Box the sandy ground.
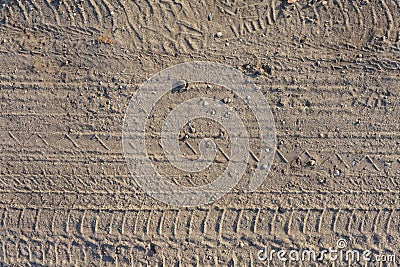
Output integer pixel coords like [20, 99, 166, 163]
[0, 0, 400, 266]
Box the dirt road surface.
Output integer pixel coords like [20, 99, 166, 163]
[0, 0, 400, 266]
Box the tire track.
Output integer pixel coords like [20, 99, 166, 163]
[73, 0, 88, 26]
[61, 0, 76, 26]
[349, 0, 367, 43]
[114, 0, 142, 48]
[0, 207, 399, 265]
[27, 0, 43, 24]
[99, 0, 115, 30]
[369, 0, 381, 43]
[1, 1, 400, 265]
[43, 0, 61, 25]
[380, 0, 395, 41]
[15, 0, 29, 22]
[334, 0, 350, 31]
[1, 0, 399, 55]
[87, 0, 103, 27]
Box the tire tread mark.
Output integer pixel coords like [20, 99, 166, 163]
[270, 0, 277, 23]
[359, 210, 366, 233]
[187, 210, 194, 240]
[1, 240, 5, 263]
[394, 0, 400, 44]
[310, 3, 321, 28]
[15, 0, 29, 22]
[116, 0, 143, 46]
[252, 208, 260, 234]
[33, 208, 40, 232]
[158, 210, 165, 236]
[121, 210, 127, 236]
[270, 208, 278, 235]
[373, 209, 381, 233]
[65, 209, 71, 235]
[61, 0, 76, 26]
[17, 208, 24, 234]
[347, 209, 355, 232]
[73, 0, 88, 25]
[217, 208, 226, 244]
[202, 209, 210, 235]
[385, 209, 393, 234]
[257, 17, 266, 31]
[87, 0, 103, 27]
[332, 209, 340, 232]
[80, 210, 86, 238]
[334, 0, 350, 31]
[235, 209, 243, 233]
[132, 208, 141, 236]
[145, 209, 152, 236]
[28, 0, 44, 24]
[380, 0, 394, 40]
[43, 0, 60, 25]
[0, 207, 399, 264]
[369, 0, 379, 42]
[173, 209, 180, 240]
[100, 0, 115, 29]
[265, 4, 272, 26]
[317, 208, 327, 233]
[109, 211, 115, 235]
[286, 210, 294, 236]
[350, 0, 367, 42]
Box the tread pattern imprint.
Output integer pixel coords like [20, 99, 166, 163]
[0, 0, 400, 265]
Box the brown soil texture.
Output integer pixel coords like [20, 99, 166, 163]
[0, 0, 400, 266]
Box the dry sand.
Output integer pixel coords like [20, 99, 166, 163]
[0, 0, 400, 265]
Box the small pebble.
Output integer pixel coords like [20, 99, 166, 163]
[222, 97, 232, 104]
[188, 122, 196, 133]
[260, 164, 268, 170]
[171, 80, 187, 93]
[278, 207, 286, 213]
[216, 32, 223, 38]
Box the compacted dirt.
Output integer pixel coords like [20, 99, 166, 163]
[0, 0, 400, 266]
